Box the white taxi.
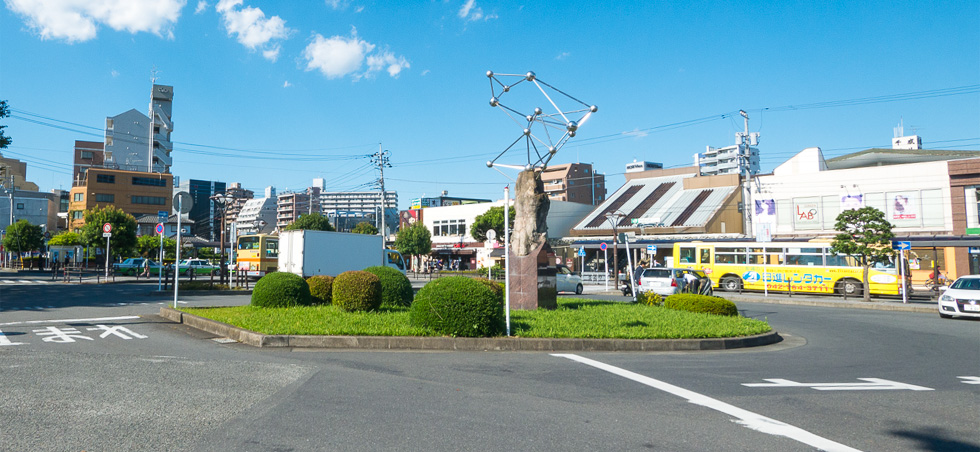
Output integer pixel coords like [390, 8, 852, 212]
[938, 275, 980, 319]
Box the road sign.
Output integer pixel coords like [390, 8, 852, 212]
[102, 223, 112, 233]
[577, 247, 586, 257]
[599, 242, 607, 251]
[486, 229, 496, 242]
[892, 241, 912, 250]
[647, 245, 657, 254]
[102, 232, 111, 238]
[156, 223, 164, 234]
[158, 210, 168, 223]
[555, 257, 562, 265]
[173, 191, 193, 214]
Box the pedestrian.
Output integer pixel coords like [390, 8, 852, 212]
[682, 271, 699, 293]
[141, 258, 150, 277]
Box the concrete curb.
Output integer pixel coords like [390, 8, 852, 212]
[722, 294, 938, 314]
[159, 306, 782, 351]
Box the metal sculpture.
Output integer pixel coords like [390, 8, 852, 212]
[486, 71, 596, 170]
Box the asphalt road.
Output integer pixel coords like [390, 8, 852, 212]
[0, 280, 977, 451]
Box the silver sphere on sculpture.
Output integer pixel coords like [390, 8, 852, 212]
[523, 128, 531, 136]
[525, 164, 533, 171]
[486, 161, 493, 167]
[486, 70, 493, 77]
[590, 105, 598, 113]
[566, 120, 578, 132]
[503, 85, 510, 92]
[490, 97, 499, 107]
[526, 115, 534, 122]
[534, 107, 543, 115]
[569, 131, 576, 137]
[525, 71, 536, 81]
[549, 146, 557, 154]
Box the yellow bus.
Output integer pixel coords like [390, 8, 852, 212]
[672, 241, 908, 296]
[236, 234, 279, 278]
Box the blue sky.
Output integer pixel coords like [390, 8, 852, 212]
[2, 0, 978, 209]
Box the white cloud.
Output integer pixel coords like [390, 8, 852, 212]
[622, 128, 649, 138]
[216, 0, 291, 60]
[458, 0, 495, 22]
[302, 28, 408, 80]
[325, 0, 346, 9]
[421, 69, 430, 76]
[5, 0, 185, 42]
[111, 69, 120, 77]
[555, 51, 570, 60]
[283, 80, 291, 88]
[195, 1, 208, 14]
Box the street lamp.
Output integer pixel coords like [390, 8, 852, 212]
[210, 193, 231, 285]
[604, 210, 626, 290]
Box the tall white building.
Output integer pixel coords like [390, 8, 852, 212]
[695, 142, 760, 176]
[104, 84, 174, 173]
[319, 190, 398, 233]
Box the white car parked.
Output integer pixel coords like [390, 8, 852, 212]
[938, 275, 980, 319]
[556, 264, 584, 295]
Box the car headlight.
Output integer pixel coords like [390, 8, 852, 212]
[940, 294, 954, 302]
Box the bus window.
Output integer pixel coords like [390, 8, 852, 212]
[699, 248, 711, 265]
[238, 236, 259, 250]
[716, 247, 747, 264]
[826, 254, 857, 267]
[678, 247, 696, 264]
[266, 239, 279, 258]
[387, 251, 405, 270]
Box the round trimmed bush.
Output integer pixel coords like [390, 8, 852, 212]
[663, 293, 738, 316]
[332, 270, 382, 312]
[306, 275, 334, 305]
[363, 266, 413, 307]
[410, 276, 504, 337]
[251, 272, 312, 307]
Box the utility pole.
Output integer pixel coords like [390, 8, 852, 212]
[372, 146, 391, 264]
[738, 110, 759, 239]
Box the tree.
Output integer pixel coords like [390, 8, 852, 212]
[80, 205, 138, 260]
[284, 213, 335, 232]
[48, 231, 82, 247]
[3, 220, 43, 255]
[352, 221, 378, 235]
[393, 221, 431, 271]
[831, 206, 895, 302]
[470, 205, 516, 242]
[0, 100, 11, 150]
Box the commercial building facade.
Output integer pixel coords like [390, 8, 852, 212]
[68, 168, 173, 231]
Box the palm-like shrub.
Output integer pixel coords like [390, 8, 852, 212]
[251, 272, 311, 307]
[306, 275, 334, 305]
[410, 276, 504, 337]
[332, 271, 382, 312]
[363, 266, 413, 307]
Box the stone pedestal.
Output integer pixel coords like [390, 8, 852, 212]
[507, 242, 557, 310]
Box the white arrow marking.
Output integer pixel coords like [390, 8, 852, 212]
[0, 315, 140, 327]
[957, 376, 980, 385]
[743, 378, 933, 391]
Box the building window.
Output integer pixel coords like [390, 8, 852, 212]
[106, 118, 114, 129]
[80, 151, 94, 160]
[71, 211, 84, 220]
[73, 193, 83, 202]
[132, 196, 166, 205]
[96, 174, 115, 184]
[132, 177, 166, 187]
[105, 137, 113, 146]
[95, 194, 115, 203]
[16, 203, 24, 210]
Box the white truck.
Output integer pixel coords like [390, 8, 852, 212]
[278, 229, 407, 277]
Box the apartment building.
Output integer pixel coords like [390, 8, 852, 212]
[68, 168, 173, 231]
[541, 162, 606, 205]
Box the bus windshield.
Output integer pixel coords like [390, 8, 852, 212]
[238, 236, 260, 250]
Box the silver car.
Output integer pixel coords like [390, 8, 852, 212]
[556, 264, 584, 295]
[637, 267, 680, 296]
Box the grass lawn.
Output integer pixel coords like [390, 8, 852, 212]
[182, 297, 771, 339]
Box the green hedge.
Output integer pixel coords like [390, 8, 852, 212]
[306, 275, 334, 305]
[637, 291, 663, 307]
[251, 272, 312, 307]
[363, 266, 413, 307]
[332, 271, 382, 312]
[410, 276, 504, 337]
[663, 293, 738, 316]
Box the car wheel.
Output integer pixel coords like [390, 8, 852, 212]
[837, 278, 862, 296]
[721, 276, 741, 292]
[575, 284, 583, 295]
[939, 312, 954, 319]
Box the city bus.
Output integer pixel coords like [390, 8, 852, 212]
[672, 241, 909, 296]
[236, 234, 279, 278]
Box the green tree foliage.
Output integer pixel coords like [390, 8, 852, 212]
[3, 220, 43, 254]
[284, 212, 335, 232]
[470, 205, 515, 242]
[0, 100, 11, 149]
[80, 205, 138, 259]
[831, 206, 895, 302]
[47, 231, 82, 247]
[393, 222, 431, 270]
[351, 221, 379, 235]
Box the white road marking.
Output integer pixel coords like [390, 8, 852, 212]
[743, 378, 933, 391]
[0, 315, 141, 327]
[0, 329, 27, 346]
[957, 376, 980, 385]
[552, 353, 862, 452]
